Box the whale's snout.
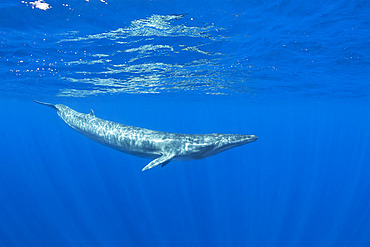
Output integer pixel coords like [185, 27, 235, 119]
[213, 134, 258, 155]
[228, 134, 258, 144]
[240, 134, 257, 144]
[250, 135, 258, 142]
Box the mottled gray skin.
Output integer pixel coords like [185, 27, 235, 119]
[35, 101, 258, 171]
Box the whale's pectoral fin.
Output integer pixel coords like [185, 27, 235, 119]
[142, 153, 175, 171]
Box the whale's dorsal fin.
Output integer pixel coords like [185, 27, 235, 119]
[90, 109, 95, 117]
[142, 153, 175, 171]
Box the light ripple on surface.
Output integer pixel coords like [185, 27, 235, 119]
[55, 14, 233, 97]
[3, 5, 366, 99]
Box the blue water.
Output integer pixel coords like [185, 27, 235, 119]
[1, 0, 370, 246]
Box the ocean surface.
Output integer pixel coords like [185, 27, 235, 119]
[1, 0, 370, 246]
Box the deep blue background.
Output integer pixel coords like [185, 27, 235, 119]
[1, 0, 370, 246]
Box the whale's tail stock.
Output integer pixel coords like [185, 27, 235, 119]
[34, 100, 58, 111]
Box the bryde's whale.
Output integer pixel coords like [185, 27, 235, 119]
[35, 100, 258, 171]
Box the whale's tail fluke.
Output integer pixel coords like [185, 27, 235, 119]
[34, 100, 58, 111]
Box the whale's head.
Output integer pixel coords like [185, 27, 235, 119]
[215, 134, 258, 153]
[186, 134, 257, 159]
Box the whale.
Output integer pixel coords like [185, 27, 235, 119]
[34, 100, 258, 171]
